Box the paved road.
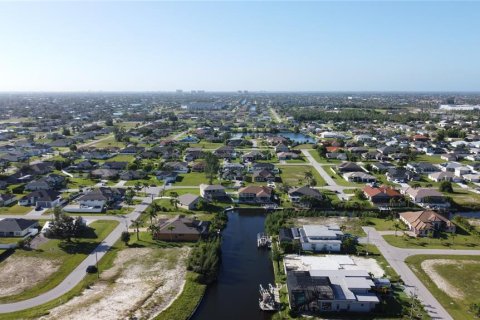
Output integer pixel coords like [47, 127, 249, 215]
[0, 196, 154, 313]
[301, 149, 351, 200]
[269, 107, 282, 123]
[363, 227, 480, 320]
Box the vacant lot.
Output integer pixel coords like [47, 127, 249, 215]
[383, 229, 480, 250]
[406, 255, 480, 320]
[0, 220, 118, 303]
[43, 246, 190, 320]
[278, 165, 326, 186]
[0, 256, 61, 298]
[294, 216, 366, 237]
[0, 205, 30, 215]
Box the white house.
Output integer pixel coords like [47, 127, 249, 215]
[299, 225, 343, 252]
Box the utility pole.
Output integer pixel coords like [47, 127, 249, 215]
[95, 249, 99, 279]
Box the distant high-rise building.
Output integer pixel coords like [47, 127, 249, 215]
[446, 96, 455, 105]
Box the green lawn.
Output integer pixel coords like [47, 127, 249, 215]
[383, 226, 480, 249]
[292, 144, 314, 150]
[107, 154, 136, 162]
[174, 172, 218, 186]
[0, 220, 119, 303]
[123, 176, 160, 187]
[0, 237, 22, 245]
[365, 218, 408, 231]
[415, 154, 446, 164]
[93, 136, 125, 148]
[448, 188, 480, 210]
[0, 204, 30, 215]
[278, 165, 326, 187]
[325, 166, 365, 187]
[164, 188, 200, 196]
[67, 176, 98, 189]
[406, 255, 480, 320]
[189, 141, 225, 149]
[307, 150, 341, 164]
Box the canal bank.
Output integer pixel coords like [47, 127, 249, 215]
[191, 209, 275, 320]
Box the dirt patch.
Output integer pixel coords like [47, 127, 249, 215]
[43, 246, 190, 320]
[0, 256, 60, 297]
[421, 259, 480, 299]
[350, 256, 385, 278]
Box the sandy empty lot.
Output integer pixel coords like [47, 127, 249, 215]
[421, 259, 480, 299]
[43, 246, 190, 320]
[0, 256, 60, 298]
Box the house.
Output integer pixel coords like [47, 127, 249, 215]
[403, 187, 450, 209]
[406, 162, 439, 174]
[386, 168, 418, 183]
[428, 171, 462, 183]
[90, 169, 119, 180]
[184, 148, 204, 162]
[275, 143, 290, 153]
[214, 146, 236, 159]
[241, 150, 265, 162]
[154, 171, 178, 183]
[343, 172, 376, 183]
[277, 152, 299, 161]
[336, 162, 363, 173]
[399, 210, 456, 236]
[286, 268, 379, 313]
[164, 161, 189, 174]
[288, 186, 324, 203]
[19, 190, 61, 208]
[191, 162, 206, 172]
[119, 170, 147, 181]
[67, 187, 125, 212]
[0, 218, 39, 237]
[238, 186, 273, 203]
[298, 225, 343, 252]
[153, 215, 210, 241]
[178, 194, 201, 210]
[0, 194, 16, 207]
[454, 166, 471, 177]
[253, 169, 276, 182]
[179, 135, 200, 143]
[200, 184, 228, 201]
[362, 186, 403, 205]
[25, 174, 66, 191]
[463, 174, 480, 183]
[102, 161, 129, 170]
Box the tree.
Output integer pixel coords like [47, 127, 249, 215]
[304, 170, 314, 185]
[125, 188, 135, 205]
[148, 224, 160, 237]
[105, 118, 114, 126]
[170, 192, 179, 210]
[46, 207, 85, 241]
[317, 144, 327, 158]
[393, 222, 401, 236]
[131, 220, 142, 240]
[271, 243, 282, 270]
[62, 127, 71, 136]
[204, 152, 220, 184]
[146, 206, 158, 226]
[121, 231, 131, 246]
[69, 144, 77, 152]
[439, 181, 453, 193]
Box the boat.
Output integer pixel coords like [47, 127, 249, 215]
[257, 232, 272, 248]
[259, 284, 280, 311]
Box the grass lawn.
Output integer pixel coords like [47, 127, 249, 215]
[416, 154, 446, 164]
[448, 188, 480, 210]
[93, 136, 125, 148]
[174, 172, 217, 186]
[0, 204, 30, 215]
[189, 141, 225, 149]
[325, 166, 365, 187]
[107, 154, 136, 162]
[123, 176, 160, 187]
[307, 150, 341, 164]
[0, 220, 119, 304]
[164, 188, 200, 196]
[0, 237, 21, 245]
[365, 218, 408, 231]
[292, 144, 314, 150]
[406, 255, 480, 320]
[285, 158, 306, 163]
[383, 224, 480, 249]
[67, 176, 98, 189]
[278, 165, 326, 187]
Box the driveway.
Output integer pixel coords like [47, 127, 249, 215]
[0, 196, 153, 313]
[363, 226, 480, 320]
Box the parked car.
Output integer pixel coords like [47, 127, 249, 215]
[86, 265, 98, 273]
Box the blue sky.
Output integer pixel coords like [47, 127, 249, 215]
[0, 1, 479, 92]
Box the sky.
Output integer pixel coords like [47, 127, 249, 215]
[0, 1, 479, 92]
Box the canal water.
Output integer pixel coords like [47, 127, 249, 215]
[192, 210, 274, 320]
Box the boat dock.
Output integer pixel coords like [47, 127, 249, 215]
[257, 232, 271, 248]
[259, 283, 280, 311]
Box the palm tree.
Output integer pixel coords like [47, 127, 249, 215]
[304, 171, 314, 184]
[170, 192, 179, 210]
[393, 222, 401, 236]
[147, 207, 158, 226]
[131, 220, 142, 240]
[148, 225, 160, 237]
